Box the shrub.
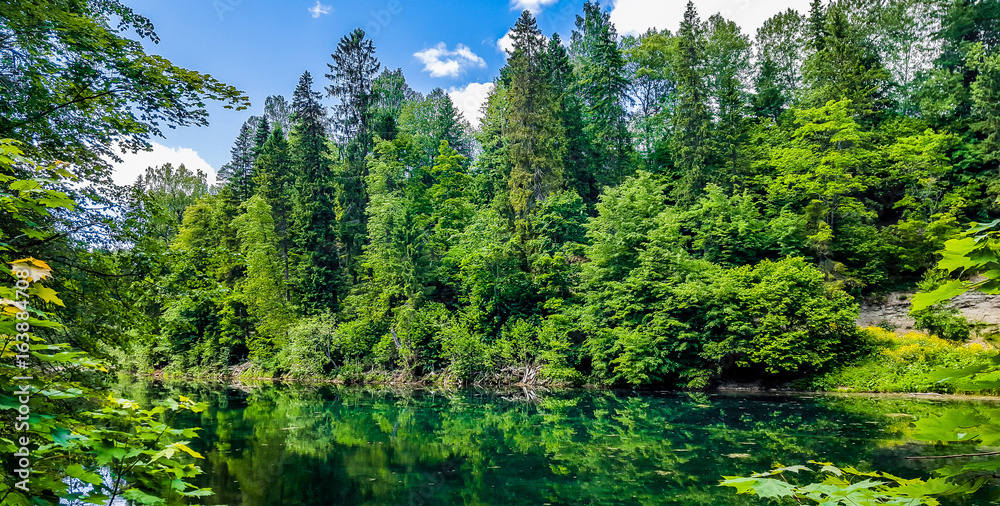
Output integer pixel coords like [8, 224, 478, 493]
[708, 257, 865, 375]
[812, 328, 996, 393]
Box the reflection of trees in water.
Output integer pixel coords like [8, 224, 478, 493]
[122, 381, 971, 505]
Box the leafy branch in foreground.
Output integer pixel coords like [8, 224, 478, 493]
[721, 461, 982, 505]
[0, 139, 213, 505]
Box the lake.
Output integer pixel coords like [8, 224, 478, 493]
[122, 380, 996, 505]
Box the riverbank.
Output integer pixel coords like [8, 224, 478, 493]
[136, 327, 1000, 395]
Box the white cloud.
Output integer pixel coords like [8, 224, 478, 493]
[414, 43, 487, 78]
[609, 0, 807, 38]
[497, 29, 515, 54]
[449, 82, 494, 128]
[109, 142, 217, 187]
[308, 1, 332, 18]
[511, 0, 558, 14]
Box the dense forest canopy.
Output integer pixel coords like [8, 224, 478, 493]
[5, 0, 1000, 389]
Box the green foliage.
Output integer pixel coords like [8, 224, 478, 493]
[721, 461, 963, 505]
[707, 257, 863, 375]
[811, 328, 995, 393]
[0, 144, 212, 504]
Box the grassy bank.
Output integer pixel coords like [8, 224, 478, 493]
[810, 327, 997, 394]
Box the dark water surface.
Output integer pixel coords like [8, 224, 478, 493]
[125, 381, 996, 505]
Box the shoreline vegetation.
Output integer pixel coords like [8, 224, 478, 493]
[131, 326, 999, 396]
[3, 0, 1000, 503]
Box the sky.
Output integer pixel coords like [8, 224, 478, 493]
[112, 0, 808, 186]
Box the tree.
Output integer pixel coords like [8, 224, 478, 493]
[233, 195, 289, 363]
[704, 14, 751, 175]
[505, 11, 566, 220]
[370, 67, 420, 141]
[134, 162, 209, 244]
[0, 0, 248, 184]
[264, 95, 294, 139]
[289, 71, 341, 312]
[252, 125, 293, 285]
[571, 1, 633, 188]
[802, 2, 894, 122]
[397, 88, 473, 164]
[326, 28, 382, 275]
[326, 27, 381, 157]
[752, 9, 806, 119]
[624, 29, 673, 168]
[671, 1, 713, 202]
[218, 117, 259, 202]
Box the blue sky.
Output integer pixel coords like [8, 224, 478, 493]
[112, 0, 807, 185]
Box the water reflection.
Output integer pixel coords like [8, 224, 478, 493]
[118, 381, 990, 505]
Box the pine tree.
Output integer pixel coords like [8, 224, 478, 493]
[289, 71, 341, 312]
[570, 1, 632, 189]
[545, 32, 596, 204]
[326, 27, 381, 158]
[671, 1, 713, 203]
[802, 3, 893, 122]
[807, 0, 827, 52]
[326, 28, 382, 278]
[253, 125, 293, 287]
[505, 11, 566, 220]
[252, 115, 270, 161]
[218, 118, 258, 202]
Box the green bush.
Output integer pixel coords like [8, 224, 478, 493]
[912, 305, 971, 342]
[279, 312, 337, 377]
[812, 328, 996, 393]
[707, 257, 865, 375]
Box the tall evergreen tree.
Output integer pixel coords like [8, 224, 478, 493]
[504, 11, 567, 220]
[671, 1, 713, 203]
[218, 117, 258, 202]
[570, 1, 632, 188]
[546, 32, 597, 203]
[253, 125, 293, 286]
[802, 3, 894, 121]
[289, 71, 341, 312]
[326, 28, 381, 279]
[326, 27, 381, 158]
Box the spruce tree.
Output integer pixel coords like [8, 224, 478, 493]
[671, 1, 713, 203]
[253, 125, 293, 286]
[326, 28, 381, 279]
[289, 71, 341, 312]
[570, 1, 632, 189]
[545, 32, 596, 204]
[504, 11, 566, 220]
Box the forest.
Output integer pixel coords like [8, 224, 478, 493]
[6, 0, 999, 388]
[2, 0, 1000, 504]
[95, 0, 1000, 388]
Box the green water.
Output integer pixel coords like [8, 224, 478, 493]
[127, 381, 995, 505]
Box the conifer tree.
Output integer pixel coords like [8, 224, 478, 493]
[253, 125, 293, 286]
[671, 1, 713, 203]
[218, 117, 258, 202]
[326, 28, 381, 278]
[546, 32, 596, 203]
[504, 11, 567, 225]
[289, 71, 341, 312]
[571, 1, 632, 188]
